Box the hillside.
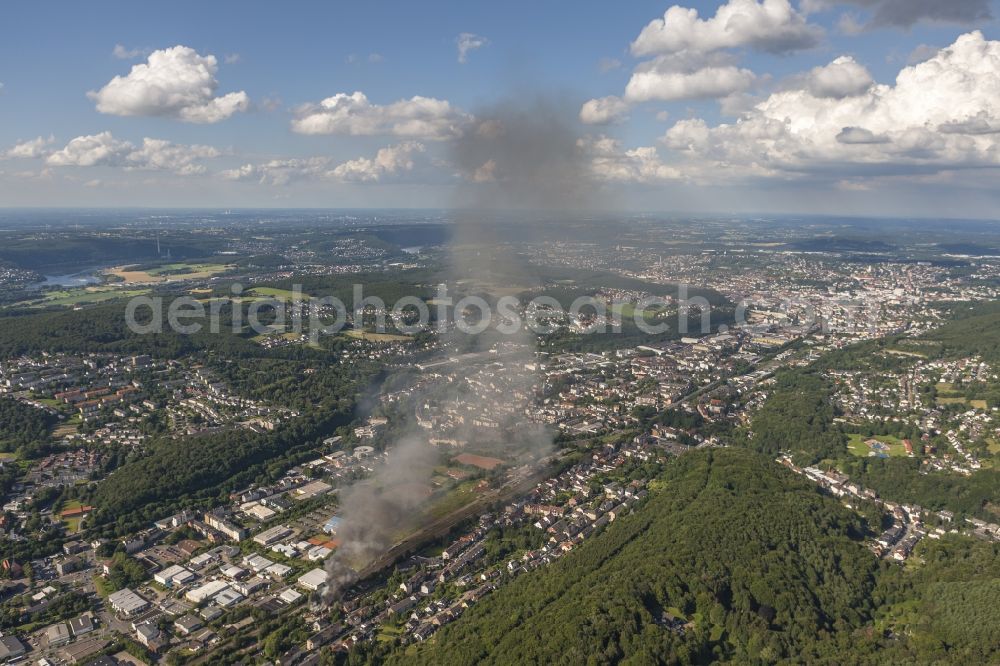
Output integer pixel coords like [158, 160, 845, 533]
[388, 449, 882, 665]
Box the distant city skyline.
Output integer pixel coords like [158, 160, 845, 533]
[2, 1, 1000, 217]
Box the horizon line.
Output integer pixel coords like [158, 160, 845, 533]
[0, 207, 998, 224]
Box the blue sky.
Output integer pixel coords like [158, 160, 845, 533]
[1, 0, 1000, 216]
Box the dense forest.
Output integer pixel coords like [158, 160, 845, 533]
[0, 397, 57, 455]
[871, 536, 1000, 664]
[380, 449, 881, 665]
[843, 457, 1000, 521]
[743, 304, 1000, 519]
[745, 369, 1000, 521]
[0, 301, 264, 359]
[0, 294, 390, 534]
[85, 351, 382, 534]
[353, 449, 1000, 665]
[0, 234, 218, 270]
[88, 405, 355, 534]
[922, 305, 1000, 365]
[747, 371, 846, 464]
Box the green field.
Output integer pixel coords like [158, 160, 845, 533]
[33, 397, 62, 409]
[427, 480, 482, 520]
[934, 383, 981, 407]
[885, 348, 928, 358]
[93, 574, 112, 599]
[936, 396, 985, 407]
[147, 262, 230, 276]
[3, 284, 151, 309]
[251, 330, 306, 342]
[107, 262, 232, 284]
[36, 287, 150, 308]
[377, 624, 405, 643]
[247, 287, 309, 301]
[609, 301, 670, 320]
[60, 499, 88, 533]
[847, 433, 911, 458]
[344, 329, 412, 342]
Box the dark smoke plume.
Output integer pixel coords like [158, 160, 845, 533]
[321, 94, 595, 604]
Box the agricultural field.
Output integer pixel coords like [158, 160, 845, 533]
[34, 286, 150, 308]
[934, 382, 988, 409]
[105, 262, 232, 284]
[52, 422, 79, 438]
[609, 300, 671, 320]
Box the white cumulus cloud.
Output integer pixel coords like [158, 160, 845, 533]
[329, 142, 425, 182]
[222, 143, 426, 186]
[45, 132, 219, 174]
[580, 135, 681, 183]
[291, 91, 468, 140]
[608, 0, 823, 109]
[125, 138, 220, 175]
[46, 132, 133, 167]
[4, 136, 55, 159]
[659, 32, 1000, 180]
[631, 0, 822, 56]
[806, 56, 874, 98]
[221, 157, 331, 186]
[579, 96, 630, 125]
[89, 46, 249, 123]
[625, 56, 756, 102]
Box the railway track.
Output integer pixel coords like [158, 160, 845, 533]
[354, 464, 555, 581]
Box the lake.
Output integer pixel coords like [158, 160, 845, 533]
[32, 270, 102, 289]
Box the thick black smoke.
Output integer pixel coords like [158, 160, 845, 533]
[321, 95, 596, 604]
[451, 95, 597, 215]
[322, 435, 433, 603]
